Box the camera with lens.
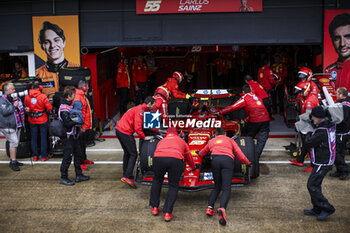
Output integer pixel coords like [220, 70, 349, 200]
[0, 90, 29, 102]
[10, 90, 29, 98]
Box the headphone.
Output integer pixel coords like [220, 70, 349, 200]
[32, 84, 43, 91]
[78, 80, 88, 92]
[32, 81, 43, 91]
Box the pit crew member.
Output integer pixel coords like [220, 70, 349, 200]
[244, 74, 272, 119]
[153, 71, 190, 120]
[73, 80, 93, 171]
[198, 127, 250, 226]
[132, 55, 151, 105]
[290, 81, 319, 168]
[271, 55, 288, 114]
[24, 81, 53, 161]
[116, 57, 132, 116]
[219, 84, 270, 158]
[257, 58, 278, 94]
[116, 96, 155, 188]
[149, 127, 196, 222]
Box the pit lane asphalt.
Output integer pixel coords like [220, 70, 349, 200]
[0, 138, 349, 233]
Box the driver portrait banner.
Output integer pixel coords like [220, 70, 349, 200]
[136, 0, 263, 14]
[323, 10, 350, 70]
[32, 15, 80, 95]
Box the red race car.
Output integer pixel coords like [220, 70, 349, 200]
[135, 89, 259, 191]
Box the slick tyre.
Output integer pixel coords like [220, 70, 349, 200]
[234, 136, 259, 178]
[140, 137, 160, 175]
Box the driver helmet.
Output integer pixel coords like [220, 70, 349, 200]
[172, 71, 184, 83]
[297, 67, 313, 82]
[295, 81, 311, 97]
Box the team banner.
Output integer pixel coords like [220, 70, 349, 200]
[323, 10, 350, 70]
[136, 0, 263, 14]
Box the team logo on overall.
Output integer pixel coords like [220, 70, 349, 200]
[31, 98, 37, 104]
[143, 111, 161, 129]
[331, 71, 337, 80]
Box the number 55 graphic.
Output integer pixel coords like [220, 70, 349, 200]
[144, 0, 162, 12]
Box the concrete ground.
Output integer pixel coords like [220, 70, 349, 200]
[0, 138, 349, 233]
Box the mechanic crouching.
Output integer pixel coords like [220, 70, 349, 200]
[198, 127, 250, 226]
[149, 127, 196, 222]
[303, 106, 336, 220]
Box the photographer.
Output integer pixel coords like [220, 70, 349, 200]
[303, 106, 336, 220]
[0, 82, 25, 171]
[59, 86, 89, 186]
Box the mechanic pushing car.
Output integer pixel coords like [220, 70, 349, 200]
[198, 127, 250, 226]
[303, 106, 336, 221]
[290, 68, 320, 171]
[149, 127, 196, 222]
[116, 96, 155, 188]
[152, 71, 191, 121]
[244, 74, 272, 119]
[219, 84, 270, 158]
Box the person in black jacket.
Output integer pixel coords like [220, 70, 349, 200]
[59, 86, 89, 186]
[303, 106, 336, 221]
[330, 87, 350, 180]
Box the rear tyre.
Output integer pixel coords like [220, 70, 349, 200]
[234, 136, 259, 178]
[140, 136, 161, 175]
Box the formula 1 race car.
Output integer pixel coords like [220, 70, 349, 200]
[135, 89, 259, 191]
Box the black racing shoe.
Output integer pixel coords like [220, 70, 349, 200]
[317, 210, 334, 221]
[60, 178, 75, 186]
[9, 161, 20, 171]
[304, 209, 318, 216]
[14, 160, 24, 166]
[339, 173, 348, 180]
[75, 175, 90, 183]
[329, 171, 341, 177]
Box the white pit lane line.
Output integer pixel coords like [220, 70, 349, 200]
[0, 161, 348, 165]
[0, 148, 285, 152]
[0, 148, 348, 165]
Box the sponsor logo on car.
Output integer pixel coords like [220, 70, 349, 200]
[189, 140, 207, 145]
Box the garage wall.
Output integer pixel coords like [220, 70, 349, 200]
[0, 0, 350, 51]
